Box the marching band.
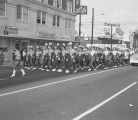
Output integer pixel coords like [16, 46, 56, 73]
[10, 42, 132, 77]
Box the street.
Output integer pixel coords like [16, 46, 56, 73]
[0, 65, 138, 120]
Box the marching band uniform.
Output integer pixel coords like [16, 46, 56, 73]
[22, 49, 27, 68]
[10, 49, 26, 77]
[104, 48, 110, 69]
[112, 48, 118, 67]
[10, 42, 131, 77]
[88, 47, 96, 71]
[43, 46, 49, 71]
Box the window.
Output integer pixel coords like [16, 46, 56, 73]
[53, 15, 56, 26]
[53, 15, 60, 27]
[42, 11, 46, 24]
[36, 0, 44, 3]
[67, 0, 73, 13]
[53, 0, 57, 7]
[65, 18, 72, 29]
[16, 4, 29, 21]
[17, 4, 22, 19]
[0, 0, 6, 16]
[23, 6, 29, 21]
[48, 0, 53, 5]
[62, 0, 66, 10]
[37, 10, 41, 24]
[37, 10, 46, 25]
[57, 0, 62, 8]
[57, 16, 60, 27]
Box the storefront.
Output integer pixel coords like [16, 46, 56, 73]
[0, 29, 77, 65]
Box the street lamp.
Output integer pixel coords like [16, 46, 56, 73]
[91, 8, 105, 46]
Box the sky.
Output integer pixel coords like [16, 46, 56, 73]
[75, 0, 138, 41]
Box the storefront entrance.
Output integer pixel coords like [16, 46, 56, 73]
[15, 40, 28, 50]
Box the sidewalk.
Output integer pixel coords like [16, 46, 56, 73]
[0, 65, 13, 71]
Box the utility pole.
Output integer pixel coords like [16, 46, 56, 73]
[79, 13, 81, 45]
[91, 8, 94, 45]
[111, 24, 113, 51]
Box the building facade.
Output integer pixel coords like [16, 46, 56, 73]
[0, 0, 76, 65]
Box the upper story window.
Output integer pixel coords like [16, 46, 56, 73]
[62, 0, 66, 10]
[0, 0, 6, 16]
[65, 18, 72, 29]
[37, 10, 46, 25]
[48, 0, 62, 9]
[48, 0, 53, 5]
[57, 0, 62, 8]
[36, 0, 44, 3]
[53, 0, 57, 7]
[53, 15, 60, 27]
[16, 4, 29, 21]
[67, 0, 73, 13]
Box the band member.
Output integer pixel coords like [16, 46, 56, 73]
[65, 43, 71, 73]
[88, 46, 96, 71]
[48, 43, 54, 71]
[104, 47, 110, 69]
[61, 43, 66, 69]
[22, 49, 27, 68]
[10, 48, 26, 77]
[42, 43, 50, 71]
[124, 49, 130, 65]
[112, 47, 118, 67]
[56, 43, 62, 72]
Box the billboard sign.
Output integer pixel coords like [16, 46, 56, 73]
[104, 22, 120, 27]
[75, 5, 87, 15]
[115, 27, 124, 36]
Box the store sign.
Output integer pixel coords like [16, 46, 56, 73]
[56, 35, 70, 41]
[98, 37, 122, 44]
[104, 22, 120, 27]
[39, 32, 55, 39]
[0, 25, 18, 35]
[75, 5, 87, 15]
[115, 27, 124, 36]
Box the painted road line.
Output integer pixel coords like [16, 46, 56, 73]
[73, 82, 137, 120]
[0, 66, 127, 97]
[0, 77, 10, 81]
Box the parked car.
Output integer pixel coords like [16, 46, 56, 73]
[130, 51, 138, 65]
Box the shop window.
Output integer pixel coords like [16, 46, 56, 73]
[37, 10, 46, 25]
[16, 4, 29, 21]
[0, 0, 6, 16]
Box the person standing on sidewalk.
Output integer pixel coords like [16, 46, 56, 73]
[10, 48, 26, 77]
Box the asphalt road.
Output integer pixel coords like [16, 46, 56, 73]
[0, 65, 138, 120]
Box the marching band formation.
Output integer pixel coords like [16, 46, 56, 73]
[10, 42, 133, 77]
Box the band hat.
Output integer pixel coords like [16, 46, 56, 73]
[49, 42, 52, 45]
[86, 44, 91, 48]
[45, 43, 48, 46]
[57, 43, 60, 46]
[68, 42, 72, 45]
[62, 43, 65, 46]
